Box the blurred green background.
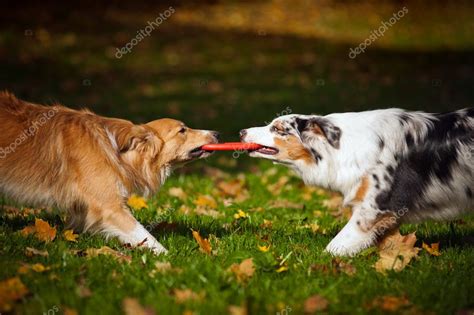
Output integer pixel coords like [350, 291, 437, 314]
[1, 0, 473, 158]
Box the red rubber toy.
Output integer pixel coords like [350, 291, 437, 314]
[201, 142, 263, 151]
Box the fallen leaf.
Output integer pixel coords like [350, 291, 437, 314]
[304, 294, 329, 313]
[332, 259, 356, 276]
[322, 194, 343, 209]
[217, 179, 249, 202]
[229, 258, 255, 283]
[422, 242, 441, 256]
[191, 230, 212, 255]
[228, 305, 247, 315]
[172, 289, 205, 303]
[25, 247, 48, 257]
[63, 229, 79, 242]
[257, 245, 270, 252]
[63, 308, 79, 315]
[122, 297, 156, 315]
[367, 295, 410, 312]
[299, 223, 320, 234]
[31, 263, 48, 272]
[168, 187, 187, 200]
[269, 200, 304, 209]
[0, 277, 29, 312]
[150, 261, 182, 276]
[194, 195, 217, 208]
[260, 219, 273, 229]
[85, 246, 132, 263]
[375, 230, 421, 273]
[234, 209, 248, 219]
[276, 266, 288, 273]
[127, 195, 148, 210]
[267, 176, 289, 195]
[194, 206, 223, 218]
[20, 218, 56, 242]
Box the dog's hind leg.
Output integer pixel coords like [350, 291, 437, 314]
[84, 200, 168, 255]
[326, 206, 398, 256]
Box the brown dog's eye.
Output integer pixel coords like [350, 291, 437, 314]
[179, 127, 187, 134]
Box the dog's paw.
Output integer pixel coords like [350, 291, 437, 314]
[148, 241, 168, 255]
[325, 224, 375, 256]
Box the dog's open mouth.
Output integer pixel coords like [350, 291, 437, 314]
[252, 145, 279, 155]
[189, 147, 208, 158]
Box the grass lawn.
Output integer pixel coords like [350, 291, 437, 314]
[1, 1, 473, 314]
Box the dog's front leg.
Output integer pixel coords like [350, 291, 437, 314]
[326, 206, 398, 256]
[87, 203, 168, 255]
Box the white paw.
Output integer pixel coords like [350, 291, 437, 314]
[325, 222, 375, 256]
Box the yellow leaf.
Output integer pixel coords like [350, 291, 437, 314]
[191, 230, 212, 255]
[127, 195, 148, 210]
[194, 195, 217, 208]
[234, 209, 248, 219]
[32, 263, 47, 272]
[422, 242, 441, 256]
[229, 258, 255, 283]
[85, 246, 132, 263]
[375, 230, 421, 273]
[257, 245, 270, 252]
[63, 229, 79, 242]
[0, 277, 29, 312]
[276, 266, 288, 273]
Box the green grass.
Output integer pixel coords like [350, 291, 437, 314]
[1, 164, 474, 314]
[1, 1, 474, 314]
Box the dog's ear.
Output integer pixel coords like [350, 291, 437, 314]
[107, 121, 159, 154]
[295, 117, 342, 149]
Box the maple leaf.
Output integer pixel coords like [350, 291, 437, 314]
[422, 242, 441, 256]
[194, 195, 217, 208]
[229, 258, 255, 283]
[375, 230, 421, 273]
[191, 230, 212, 255]
[168, 187, 187, 200]
[20, 218, 56, 242]
[172, 289, 205, 303]
[85, 246, 132, 263]
[217, 179, 249, 202]
[127, 195, 148, 210]
[63, 229, 79, 242]
[122, 297, 156, 315]
[304, 294, 329, 313]
[25, 247, 48, 257]
[0, 277, 29, 312]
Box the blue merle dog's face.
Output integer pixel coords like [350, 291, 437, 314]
[240, 114, 341, 165]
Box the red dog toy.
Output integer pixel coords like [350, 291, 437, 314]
[201, 142, 262, 151]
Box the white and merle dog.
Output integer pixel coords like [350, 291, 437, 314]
[240, 108, 473, 256]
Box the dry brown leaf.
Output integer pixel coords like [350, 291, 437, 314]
[422, 242, 441, 256]
[269, 200, 304, 209]
[194, 195, 217, 208]
[229, 258, 255, 283]
[304, 294, 329, 313]
[194, 206, 223, 218]
[375, 230, 420, 273]
[267, 176, 289, 195]
[367, 295, 410, 312]
[25, 247, 49, 257]
[122, 297, 156, 315]
[172, 289, 205, 303]
[168, 187, 187, 200]
[85, 246, 132, 263]
[0, 277, 29, 312]
[191, 230, 212, 255]
[260, 219, 273, 229]
[332, 259, 357, 276]
[63, 229, 79, 242]
[217, 179, 249, 202]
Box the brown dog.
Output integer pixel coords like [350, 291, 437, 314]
[0, 92, 219, 254]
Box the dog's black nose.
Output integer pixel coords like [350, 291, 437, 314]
[239, 129, 247, 139]
[212, 131, 220, 140]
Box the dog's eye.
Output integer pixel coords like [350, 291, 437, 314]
[179, 127, 187, 134]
